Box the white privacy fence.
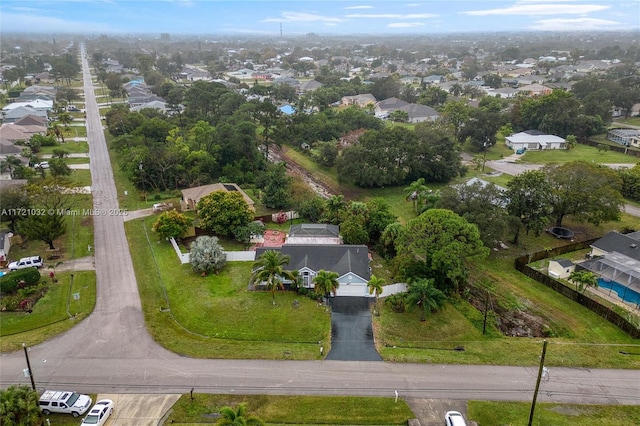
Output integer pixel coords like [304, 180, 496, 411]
[169, 237, 256, 264]
[379, 283, 408, 298]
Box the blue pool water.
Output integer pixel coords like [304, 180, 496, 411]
[597, 278, 640, 305]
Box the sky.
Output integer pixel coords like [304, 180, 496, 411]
[0, 0, 638, 36]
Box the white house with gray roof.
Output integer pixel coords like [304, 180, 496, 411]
[505, 130, 566, 151]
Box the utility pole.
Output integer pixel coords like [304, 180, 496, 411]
[482, 290, 490, 335]
[22, 343, 36, 391]
[528, 340, 548, 426]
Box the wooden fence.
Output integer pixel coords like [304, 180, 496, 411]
[514, 239, 640, 339]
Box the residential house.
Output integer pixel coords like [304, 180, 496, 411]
[505, 130, 566, 151]
[579, 231, 640, 296]
[130, 100, 169, 113]
[606, 128, 640, 147]
[297, 79, 323, 94]
[1, 106, 48, 123]
[374, 97, 408, 118]
[181, 183, 254, 211]
[484, 87, 519, 98]
[397, 103, 439, 123]
[256, 244, 371, 297]
[548, 258, 575, 279]
[14, 114, 47, 127]
[517, 83, 552, 96]
[341, 94, 376, 108]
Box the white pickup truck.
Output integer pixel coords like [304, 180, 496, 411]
[8, 256, 43, 271]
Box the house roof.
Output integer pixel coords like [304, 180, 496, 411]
[398, 103, 439, 119]
[591, 231, 640, 261]
[2, 99, 53, 111]
[551, 258, 574, 267]
[181, 183, 254, 207]
[0, 124, 30, 143]
[256, 244, 370, 280]
[14, 114, 47, 127]
[376, 97, 409, 111]
[2, 106, 47, 120]
[298, 80, 323, 91]
[506, 131, 565, 144]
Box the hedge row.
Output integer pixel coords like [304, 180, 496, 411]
[0, 268, 41, 294]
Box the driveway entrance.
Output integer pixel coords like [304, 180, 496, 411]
[326, 297, 382, 361]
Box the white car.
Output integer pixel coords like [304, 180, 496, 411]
[445, 411, 468, 426]
[8, 256, 43, 271]
[34, 161, 50, 169]
[80, 399, 114, 425]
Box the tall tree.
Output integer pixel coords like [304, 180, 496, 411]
[251, 250, 296, 305]
[190, 235, 227, 276]
[367, 274, 385, 313]
[313, 270, 340, 303]
[505, 170, 553, 244]
[405, 277, 446, 321]
[197, 191, 253, 238]
[544, 161, 623, 227]
[395, 209, 489, 292]
[17, 178, 73, 250]
[0, 185, 30, 232]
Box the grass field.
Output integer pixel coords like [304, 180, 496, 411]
[166, 394, 414, 425]
[0, 271, 96, 352]
[40, 141, 89, 155]
[522, 143, 638, 164]
[125, 216, 331, 359]
[469, 400, 640, 426]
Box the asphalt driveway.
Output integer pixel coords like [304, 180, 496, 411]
[325, 297, 382, 361]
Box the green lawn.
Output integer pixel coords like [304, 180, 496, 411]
[126, 216, 331, 359]
[522, 143, 638, 164]
[40, 141, 89, 155]
[469, 401, 640, 426]
[166, 394, 413, 425]
[0, 271, 96, 353]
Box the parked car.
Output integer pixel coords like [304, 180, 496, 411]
[80, 399, 114, 425]
[38, 390, 92, 417]
[445, 411, 467, 426]
[8, 255, 43, 271]
[67, 105, 81, 112]
[34, 161, 49, 169]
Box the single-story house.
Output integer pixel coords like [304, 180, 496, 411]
[606, 128, 640, 147]
[297, 79, 323, 94]
[285, 224, 342, 245]
[255, 244, 371, 297]
[1, 106, 48, 123]
[130, 100, 168, 113]
[14, 114, 48, 127]
[341, 93, 376, 108]
[580, 231, 640, 295]
[374, 97, 409, 118]
[505, 130, 566, 151]
[181, 183, 254, 211]
[548, 258, 575, 279]
[397, 103, 439, 123]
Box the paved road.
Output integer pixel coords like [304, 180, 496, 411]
[485, 159, 640, 218]
[1, 45, 639, 410]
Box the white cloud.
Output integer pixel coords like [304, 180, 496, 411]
[343, 5, 373, 9]
[262, 11, 345, 24]
[462, 3, 609, 16]
[388, 22, 426, 28]
[346, 13, 437, 19]
[531, 17, 624, 31]
[0, 12, 117, 33]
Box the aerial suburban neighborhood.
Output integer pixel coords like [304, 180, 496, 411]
[1, 1, 640, 425]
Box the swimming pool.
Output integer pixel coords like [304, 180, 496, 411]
[597, 278, 640, 305]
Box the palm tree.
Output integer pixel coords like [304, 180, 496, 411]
[313, 270, 340, 303]
[0, 384, 43, 426]
[323, 195, 346, 224]
[251, 250, 295, 305]
[217, 402, 264, 426]
[569, 270, 598, 294]
[405, 278, 446, 321]
[367, 274, 385, 313]
[404, 178, 428, 214]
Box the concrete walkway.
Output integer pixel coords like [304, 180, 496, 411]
[406, 398, 475, 426]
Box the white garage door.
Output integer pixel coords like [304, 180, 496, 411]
[336, 283, 368, 297]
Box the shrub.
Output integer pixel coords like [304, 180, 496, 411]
[0, 269, 41, 294]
